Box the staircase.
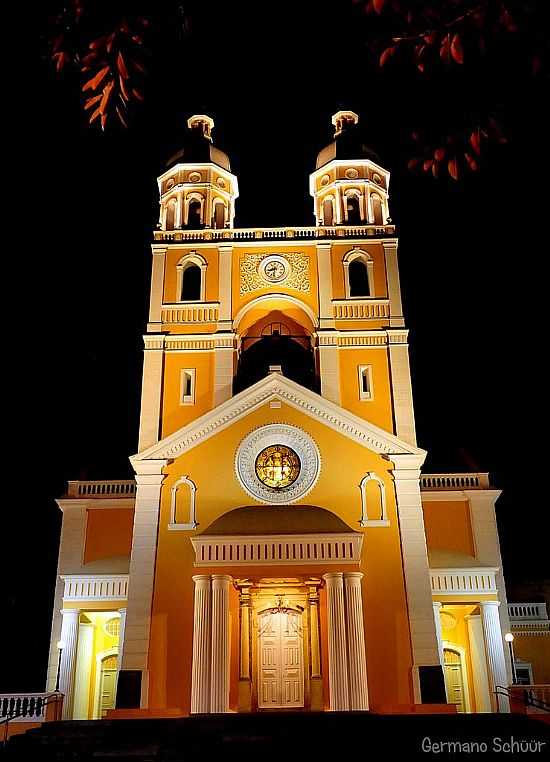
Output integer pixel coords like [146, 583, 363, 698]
[2, 712, 549, 761]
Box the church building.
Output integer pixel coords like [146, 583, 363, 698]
[46, 112, 525, 719]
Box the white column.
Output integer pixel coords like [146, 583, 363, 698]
[115, 607, 127, 696]
[323, 573, 349, 710]
[432, 602, 444, 666]
[387, 331, 417, 446]
[210, 574, 232, 713]
[316, 243, 335, 330]
[391, 455, 440, 704]
[217, 244, 233, 332]
[147, 246, 167, 329]
[59, 609, 80, 719]
[138, 335, 165, 451]
[317, 334, 341, 405]
[191, 575, 212, 714]
[466, 614, 491, 712]
[122, 460, 167, 708]
[481, 601, 510, 712]
[382, 241, 404, 328]
[344, 572, 369, 710]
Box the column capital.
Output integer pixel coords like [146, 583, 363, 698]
[323, 572, 344, 584]
[389, 453, 427, 472]
[192, 574, 212, 585]
[211, 574, 233, 585]
[60, 608, 80, 618]
[432, 601, 442, 611]
[343, 572, 363, 583]
[481, 600, 501, 609]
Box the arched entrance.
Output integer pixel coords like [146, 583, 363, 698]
[234, 309, 318, 394]
[257, 607, 304, 709]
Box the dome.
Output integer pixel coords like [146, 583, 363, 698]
[166, 114, 231, 171]
[201, 505, 357, 536]
[316, 110, 382, 170]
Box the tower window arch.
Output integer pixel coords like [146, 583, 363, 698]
[343, 249, 375, 298]
[165, 198, 177, 231]
[359, 473, 389, 527]
[176, 253, 207, 302]
[345, 190, 363, 225]
[370, 193, 384, 225]
[185, 194, 204, 229]
[213, 200, 226, 229]
[322, 197, 334, 226]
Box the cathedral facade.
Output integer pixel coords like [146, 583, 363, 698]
[46, 112, 520, 719]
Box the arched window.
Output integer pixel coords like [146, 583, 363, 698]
[181, 264, 201, 300]
[213, 201, 226, 229]
[349, 259, 370, 296]
[187, 199, 202, 229]
[169, 475, 197, 530]
[176, 253, 207, 302]
[359, 473, 388, 526]
[371, 194, 384, 225]
[323, 198, 334, 226]
[165, 199, 176, 230]
[346, 194, 362, 224]
[343, 249, 375, 298]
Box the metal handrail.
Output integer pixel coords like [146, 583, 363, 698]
[495, 685, 550, 713]
[1, 692, 64, 744]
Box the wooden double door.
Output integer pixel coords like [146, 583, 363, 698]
[257, 609, 304, 709]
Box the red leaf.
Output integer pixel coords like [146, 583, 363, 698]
[451, 34, 464, 64]
[373, 0, 386, 14]
[117, 52, 129, 79]
[440, 34, 451, 63]
[447, 157, 459, 180]
[89, 106, 101, 124]
[423, 32, 437, 46]
[379, 46, 396, 67]
[82, 66, 110, 92]
[423, 159, 434, 172]
[432, 162, 440, 178]
[469, 130, 481, 155]
[407, 158, 420, 171]
[116, 105, 129, 128]
[464, 152, 478, 171]
[84, 94, 102, 111]
[99, 80, 114, 115]
[434, 148, 446, 161]
[132, 87, 144, 102]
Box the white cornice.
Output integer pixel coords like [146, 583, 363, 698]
[132, 373, 424, 463]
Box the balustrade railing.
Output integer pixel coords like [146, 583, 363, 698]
[508, 602, 549, 621]
[61, 574, 129, 601]
[66, 480, 136, 498]
[332, 299, 390, 320]
[430, 568, 498, 595]
[420, 473, 490, 490]
[161, 302, 220, 324]
[154, 223, 396, 243]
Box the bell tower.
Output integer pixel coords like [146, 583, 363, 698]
[158, 114, 239, 231]
[309, 111, 390, 227]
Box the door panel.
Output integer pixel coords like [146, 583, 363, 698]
[258, 610, 304, 709]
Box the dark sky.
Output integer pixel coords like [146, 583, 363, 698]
[5, 1, 548, 691]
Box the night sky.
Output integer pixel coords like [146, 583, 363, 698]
[5, 2, 548, 691]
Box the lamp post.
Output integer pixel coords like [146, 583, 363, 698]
[55, 641, 64, 692]
[504, 632, 517, 684]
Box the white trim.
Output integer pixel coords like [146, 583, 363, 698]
[359, 472, 389, 527]
[358, 364, 373, 401]
[180, 368, 196, 405]
[131, 374, 425, 463]
[168, 475, 198, 530]
[61, 575, 129, 602]
[442, 641, 472, 712]
[430, 567, 498, 596]
[233, 294, 318, 331]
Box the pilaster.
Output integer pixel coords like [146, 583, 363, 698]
[217, 244, 233, 331]
[138, 335, 165, 452]
[148, 246, 167, 329]
[382, 241, 404, 328]
[387, 330, 417, 446]
[210, 574, 232, 713]
[58, 609, 80, 719]
[344, 572, 369, 710]
[316, 242, 335, 330]
[191, 575, 212, 714]
[480, 601, 510, 712]
[323, 572, 349, 710]
[317, 332, 341, 405]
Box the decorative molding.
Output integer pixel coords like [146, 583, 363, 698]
[132, 374, 424, 463]
[235, 424, 320, 504]
[66, 480, 136, 499]
[430, 567, 498, 596]
[61, 574, 129, 601]
[161, 302, 219, 324]
[421, 473, 491, 491]
[233, 294, 318, 330]
[239, 252, 310, 295]
[359, 472, 389, 527]
[191, 532, 363, 567]
[332, 299, 390, 320]
[154, 226, 397, 244]
[168, 475, 197, 530]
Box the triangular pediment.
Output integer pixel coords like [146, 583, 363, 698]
[131, 373, 425, 464]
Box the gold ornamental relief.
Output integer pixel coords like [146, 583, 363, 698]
[239, 252, 310, 295]
[255, 445, 301, 489]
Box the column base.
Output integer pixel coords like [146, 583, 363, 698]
[238, 679, 252, 712]
[310, 677, 324, 711]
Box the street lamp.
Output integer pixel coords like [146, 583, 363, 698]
[55, 641, 64, 692]
[504, 632, 517, 684]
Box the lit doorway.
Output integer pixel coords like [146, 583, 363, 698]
[443, 647, 469, 713]
[257, 609, 304, 709]
[97, 654, 118, 717]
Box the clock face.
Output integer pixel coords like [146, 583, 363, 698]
[255, 445, 301, 489]
[259, 255, 289, 284]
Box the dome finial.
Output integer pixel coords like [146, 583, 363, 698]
[331, 110, 359, 137]
[187, 114, 214, 142]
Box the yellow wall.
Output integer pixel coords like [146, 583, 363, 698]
[513, 635, 550, 684]
[440, 604, 477, 712]
[84, 508, 134, 564]
[423, 500, 475, 558]
[339, 348, 394, 431]
[161, 351, 215, 438]
[330, 242, 388, 300]
[147, 401, 413, 713]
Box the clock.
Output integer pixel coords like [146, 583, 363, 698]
[259, 255, 290, 284]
